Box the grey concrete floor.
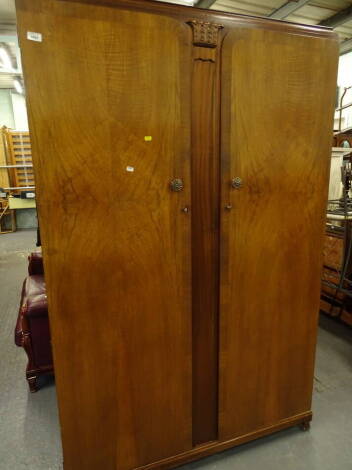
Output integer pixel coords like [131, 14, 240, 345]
[0, 229, 352, 470]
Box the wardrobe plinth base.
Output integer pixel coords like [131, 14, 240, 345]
[137, 411, 313, 470]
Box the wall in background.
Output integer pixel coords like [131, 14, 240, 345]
[338, 52, 352, 88]
[15, 208, 37, 229]
[0, 89, 28, 131]
[0, 89, 15, 128]
[336, 52, 352, 132]
[11, 92, 28, 130]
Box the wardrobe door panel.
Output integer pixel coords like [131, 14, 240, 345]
[16, 1, 193, 469]
[219, 26, 338, 439]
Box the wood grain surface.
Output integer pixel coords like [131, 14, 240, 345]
[219, 26, 339, 440]
[190, 44, 220, 446]
[15, 0, 339, 469]
[16, 1, 193, 469]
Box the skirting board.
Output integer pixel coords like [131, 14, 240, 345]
[136, 411, 313, 470]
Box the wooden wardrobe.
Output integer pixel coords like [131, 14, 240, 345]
[16, 0, 338, 469]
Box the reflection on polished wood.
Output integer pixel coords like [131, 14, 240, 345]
[16, 0, 338, 469]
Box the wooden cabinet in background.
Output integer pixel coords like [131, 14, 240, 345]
[333, 131, 352, 148]
[16, 0, 338, 469]
[321, 232, 352, 326]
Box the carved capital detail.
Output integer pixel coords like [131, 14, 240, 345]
[187, 20, 223, 48]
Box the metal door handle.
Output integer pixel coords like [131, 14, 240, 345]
[231, 177, 243, 189]
[170, 178, 184, 192]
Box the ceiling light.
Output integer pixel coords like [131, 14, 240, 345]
[156, 0, 194, 5]
[13, 79, 23, 94]
[0, 46, 13, 71]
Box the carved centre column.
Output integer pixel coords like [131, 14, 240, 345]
[187, 20, 224, 446]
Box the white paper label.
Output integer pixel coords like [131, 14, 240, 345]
[27, 31, 42, 42]
[126, 166, 135, 172]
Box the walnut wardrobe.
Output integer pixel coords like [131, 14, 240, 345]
[15, 0, 338, 469]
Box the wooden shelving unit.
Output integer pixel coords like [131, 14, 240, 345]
[1, 127, 35, 192]
[0, 127, 36, 234]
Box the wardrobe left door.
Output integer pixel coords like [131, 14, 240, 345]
[16, 1, 193, 469]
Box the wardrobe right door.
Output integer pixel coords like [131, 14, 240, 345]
[219, 24, 338, 440]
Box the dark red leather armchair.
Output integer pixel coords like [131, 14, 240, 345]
[15, 252, 54, 392]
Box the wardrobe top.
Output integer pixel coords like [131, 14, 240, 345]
[36, 0, 337, 40]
